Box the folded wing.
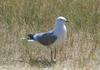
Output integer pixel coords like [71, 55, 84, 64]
[35, 31, 57, 46]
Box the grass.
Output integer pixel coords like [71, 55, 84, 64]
[0, 0, 100, 70]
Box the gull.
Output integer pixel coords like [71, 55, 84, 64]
[22, 16, 68, 62]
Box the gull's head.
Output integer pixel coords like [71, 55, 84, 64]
[56, 16, 69, 23]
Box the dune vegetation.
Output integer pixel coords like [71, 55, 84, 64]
[0, 0, 100, 70]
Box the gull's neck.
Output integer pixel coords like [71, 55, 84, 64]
[53, 20, 67, 37]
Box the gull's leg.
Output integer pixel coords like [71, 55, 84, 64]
[50, 48, 53, 62]
[54, 47, 57, 62]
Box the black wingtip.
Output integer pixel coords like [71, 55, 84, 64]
[27, 34, 34, 39]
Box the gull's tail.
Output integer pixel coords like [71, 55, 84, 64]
[20, 34, 35, 42]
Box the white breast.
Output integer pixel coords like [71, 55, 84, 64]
[54, 24, 67, 41]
